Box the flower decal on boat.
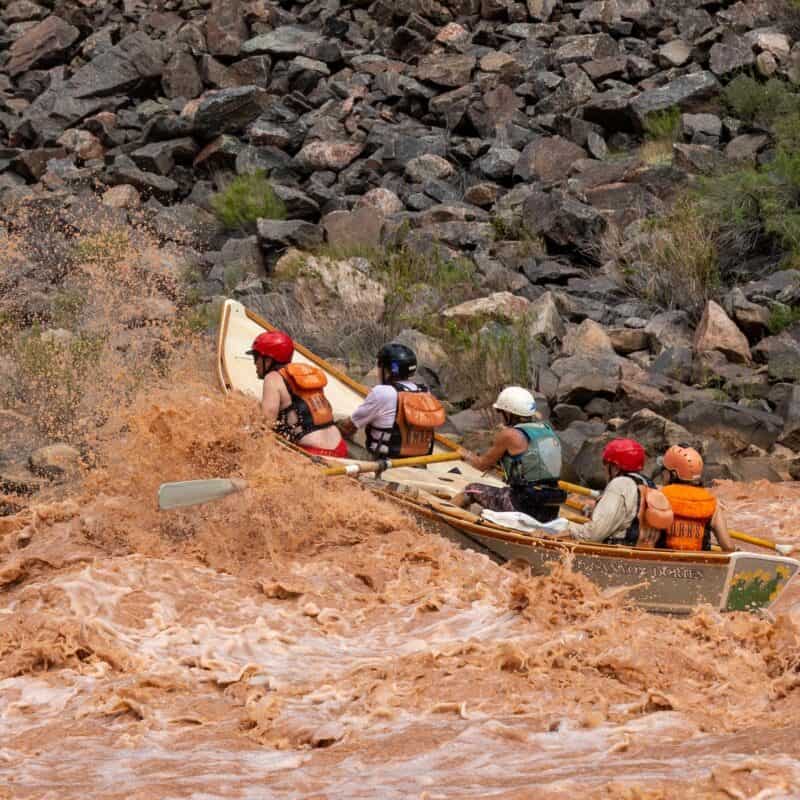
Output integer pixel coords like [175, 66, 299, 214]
[726, 565, 793, 612]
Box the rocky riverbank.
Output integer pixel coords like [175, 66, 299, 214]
[2, 0, 800, 491]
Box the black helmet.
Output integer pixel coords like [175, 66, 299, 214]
[377, 343, 417, 380]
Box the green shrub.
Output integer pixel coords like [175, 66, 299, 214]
[643, 107, 681, 142]
[768, 303, 800, 333]
[211, 171, 286, 230]
[723, 76, 800, 126]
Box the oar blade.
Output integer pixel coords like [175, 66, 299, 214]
[158, 479, 242, 510]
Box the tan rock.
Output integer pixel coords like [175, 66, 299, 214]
[562, 318, 615, 356]
[442, 292, 530, 324]
[295, 140, 364, 171]
[292, 256, 386, 329]
[694, 300, 751, 363]
[102, 184, 141, 209]
[436, 23, 469, 43]
[527, 291, 565, 344]
[58, 129, 104, 161]
[356, 187, 404, 216]
[322, 206, 384, 251]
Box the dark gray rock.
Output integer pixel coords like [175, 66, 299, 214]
[709, 35, 755, 77]
[206, 0, 248, 57]
[514, 136, 587, 184]
[257, 219, 322, 251]
[521, 189, 606, 250]
[753, 333, 800, 382]
[7, 14, 79, 76]
[650, 346, 693, 383]
[131, 138, 197, 175]
[674, 401, 783, 452]
[241, 26, 320, 57]
[192, 86, 266, 138]
[551, 354, 621, 405]
[162, 51, 203, 100]
[106, 155, 179, 197]
[630, 71, 720, 131]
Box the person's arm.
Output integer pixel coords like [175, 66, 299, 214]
[260, 372, 283, 423]
[567, 479, 631, 543]
[336, 418, 357, 438]
[461, 428, 518, 473]
[711, 505, 735, 552]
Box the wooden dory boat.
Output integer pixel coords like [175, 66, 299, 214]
[217, 299, 800, 615]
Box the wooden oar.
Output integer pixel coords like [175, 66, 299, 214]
[322, 451, 462, 476]
[158, 452, 463, 510]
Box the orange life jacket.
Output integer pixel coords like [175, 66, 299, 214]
[366, 383, 446, 458]
[278, 363, 334, 441]
[661, 484, 716, 551]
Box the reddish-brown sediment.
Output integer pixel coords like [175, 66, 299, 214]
[3, 389, 800, 798]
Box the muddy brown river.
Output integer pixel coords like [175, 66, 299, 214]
[3, 388, 800, 799]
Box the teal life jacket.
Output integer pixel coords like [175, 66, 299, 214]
[500, 422, 562, 488]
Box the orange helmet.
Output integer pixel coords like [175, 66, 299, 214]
[662, 445, 703, 482]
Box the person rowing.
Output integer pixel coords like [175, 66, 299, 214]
[336, 343, 445, 459]
[658, 445, 735, 552]
[247, 331, 348, 458]
[453, 387, 566, 523]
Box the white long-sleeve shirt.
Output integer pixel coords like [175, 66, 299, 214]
[567, 476, 639, 543]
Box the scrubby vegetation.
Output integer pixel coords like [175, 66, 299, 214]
[640, 107, 681, 165]
[211, 171, 287, 231]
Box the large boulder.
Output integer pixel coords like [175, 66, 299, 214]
[442, 292, 530, 324]
[674, 401, 783, 452]
[290, 256, 386, 331]
[322, 207, 384, 251]
[551, 354, 620, 405]
[206, 0, 248, 57]
[241, 26, 319, 57]
[723, 288, 770, 342]
[514, 136, 587, 184]
[693, 300, 751, 363]
[295, 140, 364, 172]
[753, 333, 800, 382]
[562, 318, 615, 357]
[191, 86, 266, 138]
[527, 291, 565, 345]
[7, 14, 80, 76]
[416, 54, 476, 87]
[630, 72, 720, 131]
[521, 189, 606, 250]
[709, 35, 755, 77]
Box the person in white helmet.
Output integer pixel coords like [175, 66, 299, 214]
[453, 386, 566, 522]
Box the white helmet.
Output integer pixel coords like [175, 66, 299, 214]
[493, 386, 537, 417]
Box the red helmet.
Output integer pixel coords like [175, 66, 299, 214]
[246, 331, 294, 363]
[602, 438, 645, 472]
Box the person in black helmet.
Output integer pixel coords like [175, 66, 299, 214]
[337, 343, 445, 459]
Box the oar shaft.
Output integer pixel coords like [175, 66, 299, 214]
[322, 451, 461, 477]
[559, 480, 600, 498]
[729, 529, 783, 551]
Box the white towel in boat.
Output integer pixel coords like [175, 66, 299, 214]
[481, 510, 569, 534]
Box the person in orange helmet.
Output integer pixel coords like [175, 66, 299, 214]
[658, 445, 734, 552]
[247, 331, 348, 458]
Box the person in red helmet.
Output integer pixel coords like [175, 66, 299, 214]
[566, 438, 671, 546]
[247, 331, 348, 458]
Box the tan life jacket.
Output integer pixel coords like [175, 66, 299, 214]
[366, 383, 446, 458]
[278, 363, 334, 440]
[634, 484, 674, 548]
[661, 484, 716, 551]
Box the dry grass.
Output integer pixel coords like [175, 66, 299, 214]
[602, 198, 719, 321]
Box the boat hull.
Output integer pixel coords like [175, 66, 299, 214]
[217, 299, 800, 615]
